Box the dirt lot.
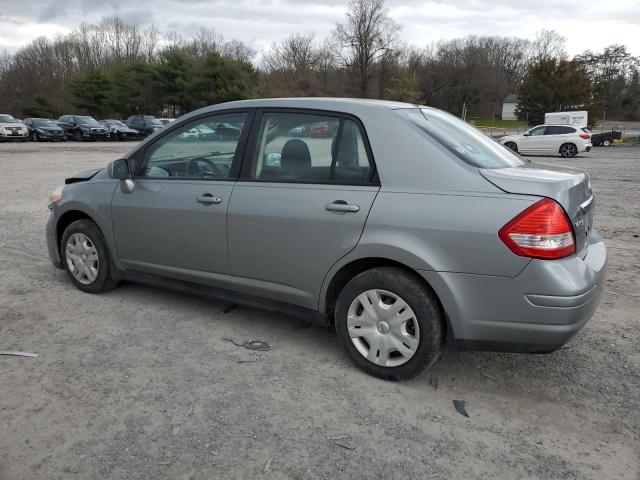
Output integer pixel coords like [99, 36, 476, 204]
[1, 142, 639, 479]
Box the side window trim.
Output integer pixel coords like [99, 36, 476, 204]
[134, 108, 255, 181]
[237, 107, 379, 186]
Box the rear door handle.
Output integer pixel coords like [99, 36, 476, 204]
[197, 193, 222, 205]
[325, 201, 360, 213]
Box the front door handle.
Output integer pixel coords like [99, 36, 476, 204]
[325, 201, 360, 213]
[197, 193, 222, 205]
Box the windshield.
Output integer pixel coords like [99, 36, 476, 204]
[0, 114, 17, 123]
[76, 116, 100, 125]
[399, 108, 526, 169]
[106, 121, 126, 128]
[33, 119, 58, 128]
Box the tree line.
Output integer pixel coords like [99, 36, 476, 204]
[0, 0, 639, 125]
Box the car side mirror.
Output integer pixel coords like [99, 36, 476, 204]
[108, 158, 135, 193]
[523, 132, 530, 136]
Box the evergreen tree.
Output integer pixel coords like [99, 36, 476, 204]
[70, 70, 111, 117]
[516, 59, 592, 125]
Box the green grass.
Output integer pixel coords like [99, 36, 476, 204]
[468, 118, 527, 128]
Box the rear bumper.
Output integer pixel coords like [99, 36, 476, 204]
[420, 232, 607, 353]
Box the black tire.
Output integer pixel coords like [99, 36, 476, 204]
[560, 143, 577, 158]
[505, 142, 518, 152]
[335, 267, 444, 381]
[602, 139, 611, 147]
[60, 219, 119, 294]
[75, 130, 83, 142]
[32, 132, 38, 142]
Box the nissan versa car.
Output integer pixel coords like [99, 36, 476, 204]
[499, 125, 592, 157]
[46, 98, 607, 380]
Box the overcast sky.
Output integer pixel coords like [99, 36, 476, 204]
[1, 0, 639, 57]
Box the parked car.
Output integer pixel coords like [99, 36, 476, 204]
[100, 120, 139, 141]
[591, 130, 622, 147]
[0, 114, 29, 142]
[23, 118, 66, 142]
[158, 118, 176, 125]
[499, 125, 592, 157]
[57, 115, 109, 141]
[126, 115, 164, 138]
[46, 98, 606, 380]
[309, 121, 332, 138]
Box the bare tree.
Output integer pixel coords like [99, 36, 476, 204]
[263, 33, 322, 73]
[332, 0, 400, 97]
[531, 29, 567, 61]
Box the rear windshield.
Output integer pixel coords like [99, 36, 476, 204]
[398, 108, 526, 169]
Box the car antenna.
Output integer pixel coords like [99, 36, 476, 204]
[411, 84, 448, 106]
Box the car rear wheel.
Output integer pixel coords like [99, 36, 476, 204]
[61, 219, 119, 293]
[560, 143, 578, 158]
[335, 267, 444, 380]
[505, 142, 518, 152]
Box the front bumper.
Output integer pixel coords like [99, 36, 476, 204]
[421, 232, 607, 352]
[81, 131, 109, 140]
[46, 211, 63, 269]
[0, 132, 28, 140]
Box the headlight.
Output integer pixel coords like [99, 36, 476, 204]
[49, 185, 64, 208]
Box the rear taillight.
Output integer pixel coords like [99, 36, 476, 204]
[499, 198, 575, 260]
[579, 133, 590, 139]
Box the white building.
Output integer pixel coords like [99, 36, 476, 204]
[501, 95, 519, 120]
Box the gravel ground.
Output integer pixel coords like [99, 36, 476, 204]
[0, 142, 639, 480]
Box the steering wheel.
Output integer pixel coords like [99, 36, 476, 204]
[186, 157, 228, 178]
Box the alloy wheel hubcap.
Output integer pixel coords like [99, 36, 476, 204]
[65, 233, 99, 285]
[347, 289, 420, 367]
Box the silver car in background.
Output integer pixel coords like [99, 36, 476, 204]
[46, 98, 607, 380]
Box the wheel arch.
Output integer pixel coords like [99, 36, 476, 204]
[321, 256, 448, 339]
[55, 209, 97, 251]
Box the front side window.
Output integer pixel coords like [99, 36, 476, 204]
[528, 126, 546, 136]
[249, 112, 373, 184]
[139, 112, 248, 180]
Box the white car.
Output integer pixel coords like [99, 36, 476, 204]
[498, 125, 592, 158]
[0, 114, 29, 142]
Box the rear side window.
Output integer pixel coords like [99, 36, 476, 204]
[399, 108, 526, 168]
[248, 112, 374, 184]
[545, 126, 575, 135]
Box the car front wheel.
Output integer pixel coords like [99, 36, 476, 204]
[335, 267, 444, 380]
[61, 219, 119, 293]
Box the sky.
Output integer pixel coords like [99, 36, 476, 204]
[0, 0, 639, 57]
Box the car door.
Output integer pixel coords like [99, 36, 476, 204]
[111, 110, 252, 285]
[227, 109, 380, 309]
[519, 125, 545, 153]
[542, 125, 564, 154]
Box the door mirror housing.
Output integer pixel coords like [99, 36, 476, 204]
[523, 132, 530, 136]
[108, 158, 131, 180]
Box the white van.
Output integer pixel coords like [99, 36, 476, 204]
[544, 111, 588, 128]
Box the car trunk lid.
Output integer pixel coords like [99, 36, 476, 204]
[480, 161, 594, 256]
